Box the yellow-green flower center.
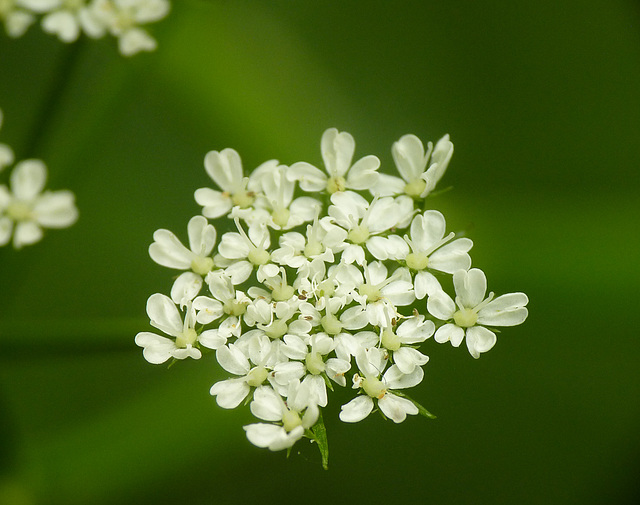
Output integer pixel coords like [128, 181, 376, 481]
[321, 314, 342, 335]
[6, 201, 32, 221]
[404, 178, 427, 197]
[453, 308, 478, 328]
[223, 299, 248, 317]
[246, 366, 269, 387]
[175, 328, 197, 348]
[358, 282, 381, 302]
[272, 206, 290, 228]
[231, 190, 255, 208]
[248, 248, 270, 266]
[305, 352, 326, 375]
[362, 376, 387, 399]
[326, 175, 346, 194]
[406, 252, 429, 271]
[282, 409, 302, 432]
[381, 329, 401, 351]
[265, 318, 288, 339]
[190, 256, 214, 276]
[348, 224, 370, 244]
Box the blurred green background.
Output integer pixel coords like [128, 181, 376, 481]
[1, 1, 639, 504]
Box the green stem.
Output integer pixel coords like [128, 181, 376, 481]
[23, 39, 85, 159]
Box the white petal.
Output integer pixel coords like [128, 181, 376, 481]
[244, 423, 304, 451]
[411, 211, 446, 251]
[429, 238, 473, 273]
[194, 188, 232, 218]
[147, 293, 183, 337]
[13, 221, 42, 248]
[134, 332, 175, 364]
[171, 273, 203, 306]
[11, 159, 46, 200]
[346, 155, 380, 190]
[187, 215, 216, 255]
[392, 134, 428, 183]
[198, 329, 227, 349]
[383, 364, 424, 389]
[322, 128, 354, 177]
[42, 11, 80, 42]
[478, 293, 529, 326]
[250, 386, 285, 421]
[210, 379, 250, 409]
[339, 395, 374, 423]
[118, 28, 157, 56]
[287, 162, 327, 191]
[434, 323, 465, 347]
[149, 229, 192, 269]
[204, 148, 243, 192]
[32, 191, 78, 228]
[216, 344, 250, 375]
[453, 268, 487, 308]
[370, 173, 405, 196]
[426, 290, 456, 320]
[378, 393, 418, 423]
[465, 326, 497, 358]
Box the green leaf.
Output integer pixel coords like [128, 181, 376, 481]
[310, 410, 329, 470]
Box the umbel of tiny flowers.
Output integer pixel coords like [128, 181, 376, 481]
[2, 0, 170, 56]
[135, 127, 529, 467]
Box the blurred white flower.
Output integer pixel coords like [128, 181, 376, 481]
[0, 159, 78, 249]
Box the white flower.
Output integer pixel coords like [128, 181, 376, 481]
[328, 191, 404, 265]
[339, 347, 423, 423]
[149, 215, 217, 276]
[210, 333, 281, 408]
[427, 268, 529, 358]
[288, 128, 380, 194]
[369, 210, 472, 299]
[135, 293, 219, 364]
[379, 315, 433, 374]
[0, 0, 36, 37]
[216, 219, 274, 284]
[194, 148, 258, 219]
[373, 133, 453, 198]
[0, 159, 78, 248]
[89, 0, 169, 56]
[248, 161, 321, 230]
[244, 380, 319, 451]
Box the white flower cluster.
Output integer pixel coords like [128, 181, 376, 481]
[0, 0, 169, 56]
[135, 128, 529, 460]
[0, 107, 79, 248]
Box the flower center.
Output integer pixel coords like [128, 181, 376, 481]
[405, 252, 429, 271]
[362, 376, 387, 399]
[326, 175, 346, 194]
[282, 409, 302, 432]
[305, 351, 326, 375]
[320, 313, 342, 335]
[264, 318, 288, 339]
[404, 178, 427, 197]
[271, 283, 294, 302]
[190, 256, 214, 276]
[348, 224, 370, 244]
[175, 328, 197, 348]
[304, 240, 323, 258]
[358, 282, 381, 303]
[381, 329, 401, 351]
[231, 189, 255, 208]
[223, 299, 248, 316]
[453, 308, 478, 328]
[272, 206, 290, 228]
[6, 201, 32, 221]
[248, 247, 270, 266]
[245, 366, 268, 387]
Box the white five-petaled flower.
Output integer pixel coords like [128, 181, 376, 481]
[339, 346, 423, 424]
[0, 159, 78, 249]
[427, 268, 529, 358]
[194, 148, 258, 219]
[135, 293, 216, 364]
[288, 128, 380, 194]
[149, 215, 217, 276]
[244, 380, 319, 451]
[373, 133, 453, 198]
